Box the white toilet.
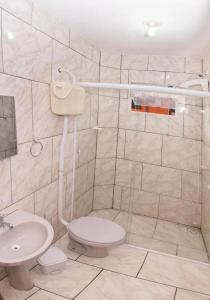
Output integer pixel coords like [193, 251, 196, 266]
[51, 72, 126, 258]
[68, 216, 126, 257]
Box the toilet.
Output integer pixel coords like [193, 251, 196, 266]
[68, 216, 126, 258]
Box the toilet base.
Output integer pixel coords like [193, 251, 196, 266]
[6, 265, 34, 291]
[68, 235, 108, 258]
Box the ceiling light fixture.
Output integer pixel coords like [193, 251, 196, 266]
[7, 32, 15, 40]
[143, 21, 162, 38]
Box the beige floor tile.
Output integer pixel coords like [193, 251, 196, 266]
[28, 290, 69, 299]
[139, 252, 210, 295]
[32, 260, 101, 299]
[75, 270, 176, 300]
[54, 233, 80, 260]
[178, 246, 209, 263]
[89, 209, 120, 220]
[0, 277, 38, 300]
[78, 244, 147, 276]
[128, 233, 177, 255]
[175, 289, 210, 300]
[154, 220, 205, 250]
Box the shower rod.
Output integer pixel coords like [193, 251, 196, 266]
[77, 81, 210, 98]
[58, 67, 209, 98]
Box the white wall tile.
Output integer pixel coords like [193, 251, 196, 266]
[75, 163, 88, 199]
[148, 55, 185, 72]
[165, 72, 200, 87]
[100, 66, 120, 97]
[117, 129, 125, 158]
[52, 133, 76, 180]
[185, 57, 203, 74]
[98, 95, 119, 128]
[125, 131, 162, 165]
[101, 50, 121, 68]
[122, 54, 148, 70]
[0, 193, 34, 215]
[32, 4, 69, 46]
[95, 158, 116, 185]
[93, 185, 113, 209]
[70, 30, 96, 61]
[145, 114, 168, 135]
[142, 164, 181, 198]
[97, 128, 117, 158]
[11, 138, 52, 201]
[52, 40, 82, 81]
[2, 11, 52, 82]
[119, 98, 145, 131]
[32, 81, 63, 139]
[0, 158, 11, 210]
[76, 188, 93, 218]
[129, 70, 165, 85]
[182, 171, 201, 203]
[162, 136, 201, 172]
[159, 195, 201, 227]
[0, 0, 33, 23]
[184, 105, 202, 140]
[115, 159, 142, 189]
[81, 57, 99, 82]
[87, 160, 95, 190]
[35, 180, 61, 221]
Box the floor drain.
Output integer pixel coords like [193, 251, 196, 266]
[11, 244, 20, 251]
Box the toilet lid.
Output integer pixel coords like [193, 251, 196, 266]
[68, 217, 126, 246]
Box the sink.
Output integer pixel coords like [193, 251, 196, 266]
[0, 222, 50, 265]
[0, 210, 54, 290]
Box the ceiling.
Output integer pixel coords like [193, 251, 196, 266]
[36, 0, 210, 56]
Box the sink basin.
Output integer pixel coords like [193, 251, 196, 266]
[0, 210, 54, 290]
[0, 222, 51, 266]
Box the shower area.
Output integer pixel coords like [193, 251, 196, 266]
[91, 53, 210, 263]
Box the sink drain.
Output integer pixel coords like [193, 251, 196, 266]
[11, 244, 20, 251]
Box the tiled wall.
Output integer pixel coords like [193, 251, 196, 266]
[0, 0, 100, 247]
[201, 52, 210, 256]
[94, 51, 203, 229]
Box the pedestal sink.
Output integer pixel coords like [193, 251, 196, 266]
[0, 210, 54, 290]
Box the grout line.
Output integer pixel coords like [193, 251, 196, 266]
[24, 288, 41, 300]
[72, 269, 103, 299]
[2, 8, 99, 64]
[136, 252, 149, 278]
[74, 255, 184, 291]
[32, 287, 71, 299]
[111, 55, 122, 208]
[30, 1, 33, 25]
[92, 51, 101, 209]
[1, 8, 4, 73]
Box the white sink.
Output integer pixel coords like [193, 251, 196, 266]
[0, 210, 54, 290]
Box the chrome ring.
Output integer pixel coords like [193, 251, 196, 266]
[30, 140, 43, 157]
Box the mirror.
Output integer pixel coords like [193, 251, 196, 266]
[0, 96, 17, 159]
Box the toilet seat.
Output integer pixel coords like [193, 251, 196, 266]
[68, 217, 126, 248]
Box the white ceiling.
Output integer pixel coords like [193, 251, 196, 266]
[36, 0, 210, 56]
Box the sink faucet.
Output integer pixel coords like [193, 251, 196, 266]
[0, 215, 13, 230]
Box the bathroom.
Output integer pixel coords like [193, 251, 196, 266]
[1, 0, 210, 299]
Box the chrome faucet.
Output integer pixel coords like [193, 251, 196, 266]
[0, 215, 13, 230]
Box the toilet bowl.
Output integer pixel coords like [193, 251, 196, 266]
[68, 216, 126, 258]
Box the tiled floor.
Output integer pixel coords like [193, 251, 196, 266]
[90, 209, 209, 263]
[1, 233, 210, 299]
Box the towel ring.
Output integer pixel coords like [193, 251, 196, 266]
[30, 140, 43, 157]
[58, 67, 76, 85]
